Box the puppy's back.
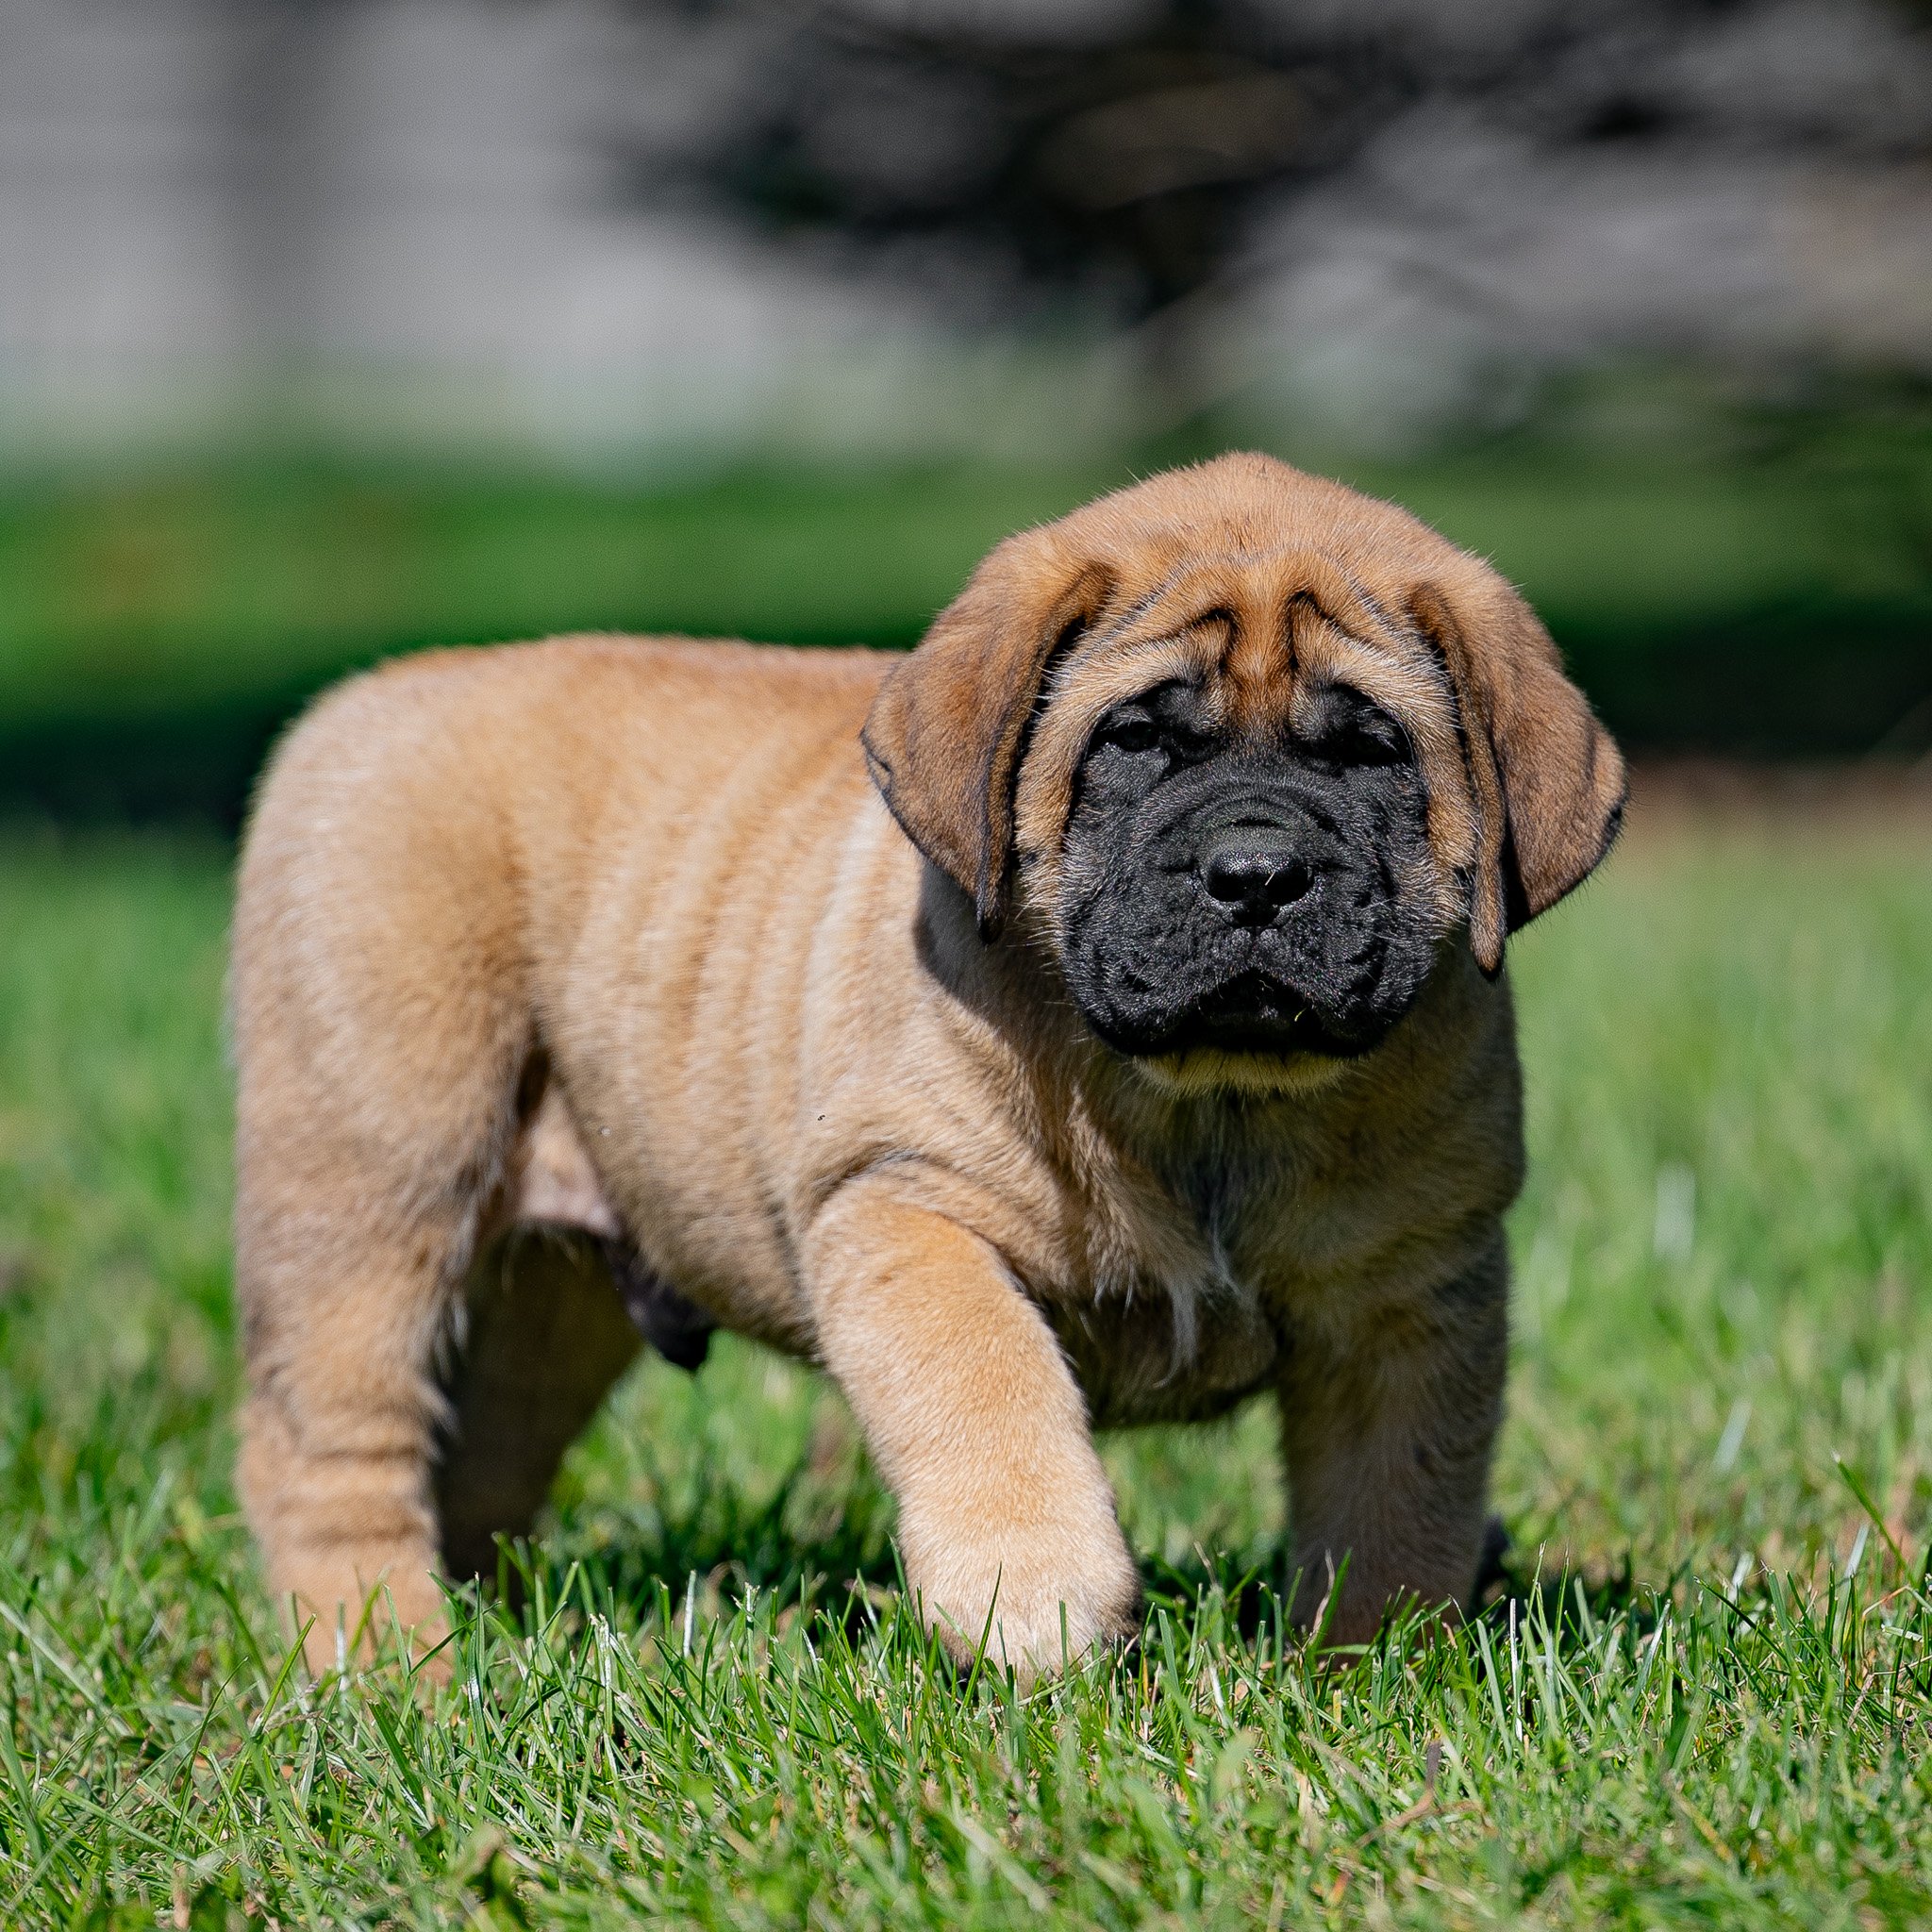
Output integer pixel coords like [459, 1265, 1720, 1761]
[236, 635, 891, 989]
[230, 634, 896, 1328]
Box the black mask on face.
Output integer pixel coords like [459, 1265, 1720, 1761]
[1055, 678, 1445, 1062]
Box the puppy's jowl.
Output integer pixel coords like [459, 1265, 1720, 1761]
[231, 455, 1623, 1679]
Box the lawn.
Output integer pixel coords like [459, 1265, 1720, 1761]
[0, 804, 1928, 1927]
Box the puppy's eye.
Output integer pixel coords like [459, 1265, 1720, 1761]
[1333, 721, 1407, 767]
[1308, 695, 1408, 768]
[1097, 717, 1161, 756]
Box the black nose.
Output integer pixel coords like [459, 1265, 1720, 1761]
[1201, 836, 1314, 925]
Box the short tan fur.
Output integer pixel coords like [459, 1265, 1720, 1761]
[231, 454, 1622, 1680]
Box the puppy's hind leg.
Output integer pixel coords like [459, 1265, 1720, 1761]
[433, 1078, 716, 1580]
[434, 1226, 643, 1585]
[236, 1197, 487, 1676]
[231, 710, 532, 1676]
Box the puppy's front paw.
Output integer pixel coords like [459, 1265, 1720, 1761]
[271, 1544, 453, 1679]
[903, 1511, 1141, 1687]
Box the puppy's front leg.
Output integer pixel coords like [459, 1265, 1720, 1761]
[1278, 1237, 1509, 1646]
[807, 1177, 1141, 1683]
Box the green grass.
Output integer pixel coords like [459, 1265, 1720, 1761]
[0, 815, 1929, 1926]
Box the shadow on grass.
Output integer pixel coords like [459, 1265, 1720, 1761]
[1136, 1521, 1679, 1668]
[475, 1474, 1668, 1670]
[475, 1452, 906, 1653]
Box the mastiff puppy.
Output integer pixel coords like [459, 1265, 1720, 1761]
[231, 454, 1623, 1679]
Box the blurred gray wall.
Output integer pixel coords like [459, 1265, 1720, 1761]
[2, 0, 1928, 463]
[0, 0, 928, 461]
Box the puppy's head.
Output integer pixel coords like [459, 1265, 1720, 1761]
[863, 455, 1624, 1091]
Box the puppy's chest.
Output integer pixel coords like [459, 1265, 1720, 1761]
[1033, 1181, 1286, 1429]
[1042, 1256, 1278, 1428]
[1034, 1145, 1426, 1428]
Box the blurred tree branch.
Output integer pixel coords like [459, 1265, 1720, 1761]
[607, 0, 1932, 418]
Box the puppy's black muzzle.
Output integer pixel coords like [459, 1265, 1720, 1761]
[1060, 747, 1439, 1070]
[1141, 795, 1400, 1057]
[1200, 828, 1315, 926]
[1177, 812, 1367, 1050]
[1173, 968, 1364, 1058]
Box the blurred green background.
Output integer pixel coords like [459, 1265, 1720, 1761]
[2, 10, 1930, 1918]
[7, 381, 1929, 823]
[5, 3, 1930, 822]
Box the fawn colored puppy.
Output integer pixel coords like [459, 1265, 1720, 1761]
[231, 454, 1623, 1679]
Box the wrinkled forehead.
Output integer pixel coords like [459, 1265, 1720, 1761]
[1011, 539, 1479, 877]
[1058, 546, 1458, 750]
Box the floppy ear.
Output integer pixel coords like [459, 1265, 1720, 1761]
[861, 530, 1112, 938]
[1410, 573, 1625, 977]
